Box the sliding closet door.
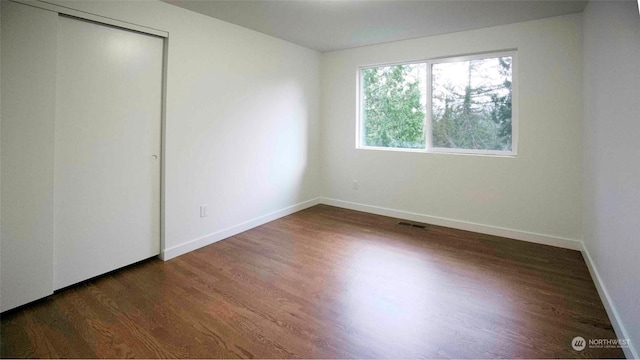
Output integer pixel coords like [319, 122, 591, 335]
[0, 1, 57, 312]
[54, 16, 163, 290]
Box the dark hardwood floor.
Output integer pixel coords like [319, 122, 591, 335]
[0, 205, 625, 358]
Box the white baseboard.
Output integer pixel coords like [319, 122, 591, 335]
[160, 197, 320, 260]
[581, 244, 639, 360]
[162, 196, 581, 261]
[319, 197, 583, 250]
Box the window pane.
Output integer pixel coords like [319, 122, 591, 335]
[431, 56, 513, 151]
[361, 63, 427, 149]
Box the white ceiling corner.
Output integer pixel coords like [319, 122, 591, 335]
[161, 0, 589, 52]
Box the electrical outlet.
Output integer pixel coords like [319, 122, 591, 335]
[352, 180, 359, 190]
[200, 204, 208, 218]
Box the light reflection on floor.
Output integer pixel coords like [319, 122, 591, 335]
[338, 240, 515, 357]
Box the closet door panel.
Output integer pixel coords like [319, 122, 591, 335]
[0, 1, 58, 312]
[54, 16, 163, 290]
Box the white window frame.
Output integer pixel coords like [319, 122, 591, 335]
[356, 50, 518, 157]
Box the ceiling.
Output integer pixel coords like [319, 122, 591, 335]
[162, 0, 589, 52]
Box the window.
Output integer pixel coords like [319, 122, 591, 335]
[358, 51, 517, 156]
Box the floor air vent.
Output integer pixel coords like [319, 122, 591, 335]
[397, 221, 427, 229]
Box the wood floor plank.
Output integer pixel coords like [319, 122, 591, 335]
[0, 205, 626, 358]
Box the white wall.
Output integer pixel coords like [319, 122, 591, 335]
[582, 0, 640, 356]
[320, 15, 583, 247]
[1, 0, 319, 310]
[41, 0, 321, 259]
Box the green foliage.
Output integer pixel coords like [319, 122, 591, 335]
[362, 56, 513, 152]
[491, 57, 513, 144]
[432, 57, 513, 151]
[362, 64, 425, 149]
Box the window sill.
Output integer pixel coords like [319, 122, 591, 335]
[356, 146, 517, 158]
